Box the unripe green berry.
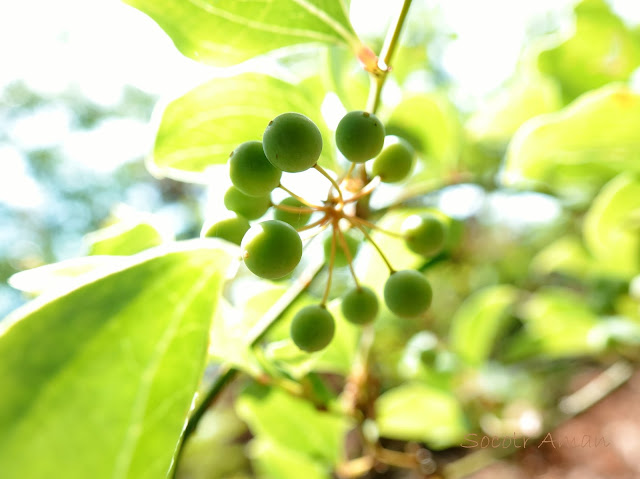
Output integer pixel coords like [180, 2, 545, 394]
[241, 220, 302, 279]
[273, 197, 311, 229]
[263, 112, 323, 172]
[384, 270, 432, 318]
[201, 215, 250, 245]
[335, 110, 385, 163]
[290, 304, 335, 352]
[341, 286, 379, 325]
[372, 137, 415, 183]
[224, 186, 271, 220]
[402, 213, 447, 257]
[229, 141, 282, 197]
[324, 230, 359, 267]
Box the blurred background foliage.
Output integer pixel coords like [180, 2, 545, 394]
[2, 0, 640, 477]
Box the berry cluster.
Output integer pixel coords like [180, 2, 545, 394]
[203, 111, 449, 353]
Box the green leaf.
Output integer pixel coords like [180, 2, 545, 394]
[124, 0, 359, 66]
[537, 0, 640, 101]
[583, 173, 640, 278]
[0, 241, 233, 479]
[150, 74, 336, 182]
[248, 439, 332, 479]
[504, 85, 640, 199]
[375, 383, 468, 449]
[449, 285, 520, 365]
[86, 211, 171, 256]
[530, 235, 595, 279]
[236, 383, 350, 464]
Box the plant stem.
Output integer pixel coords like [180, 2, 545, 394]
[314, 164, 345, 203]
[272, 202, 316, 214]
[321, 223, 338, 306]
[279, 183, 325, 209]
[335, 226, 360, 288]
[345, 176, 380, 203]
[349, 216, 404, 239]
[297, 215, 329, 232]
[365, 0, 413, 114]
[348, 218, 395, 273]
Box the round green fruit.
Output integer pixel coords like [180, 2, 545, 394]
[262, 112, 323, 172]
[201, 215, 250, 245]
[324, 229, 359, 267]
[241, 220, 302, 279]
[341, 286, 379, 325]
[229, 140, 281, 197]
[224, 186, 271, 220]
[383, 270, 432, 318]
[290, 304, 335, 352]
[372, 137, 415, 183]
[402, 213, 447, 257]
[273, 197, 311, 229]
[335, 110, 385, 163]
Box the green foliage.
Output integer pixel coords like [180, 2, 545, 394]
[0, 243, 232, 478]
[124, 0, 359, 66]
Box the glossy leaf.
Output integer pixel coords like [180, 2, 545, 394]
[537, 0, 640, 101]
[124, 0, 359, 66]
[0, 241, 233, 479]
[150, 74, 335, 182]
[449, 285, 520, 365]
[375, 383, 468, 449]
[504, 85, 640, 199]
[86, 213, 170, 256]
[583, 173, 640, 278]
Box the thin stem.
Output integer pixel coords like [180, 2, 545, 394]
[365, 0, 413, 114]
[341, 163, 356, 183]
[345, 176, 380, 203]
[300, 221, 330, 242]
[349, 216, 403, 239]
[314, 164, 344, 203]
[272, 202, 316, 215]
[348, 218, 395, 273]
[279, 183, 325, 209]
[335, 226, 360, 288]
[321, 223, 338, 306]
[297, 215, 329, 232]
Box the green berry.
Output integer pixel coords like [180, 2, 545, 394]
[201, 215, 250, 245]
[383, 270, 432, 318]
[372, 137, 415, 183]
[290, 305, 335, 352]
[335, 110, 385, 163]
[241, 220, 302, 279]
[402, 213, 447, 257]
[224, 186, 271, 220]
[274, 197, 311, 229]
[263, 112, 323, 172]
[324, 230, 359, 267]
[341, 286, 379, 325]
[229, 141, 281, 197]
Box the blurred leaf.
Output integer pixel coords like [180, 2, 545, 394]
[236, 383, 350, 464]
[530, 235, 595, 279]
[324, 46, 369, 112]
[583, 173, 640, 278]
[391, 43, 429, 86]
[504, 288, 600, 360]
[124, 0, 359, 66]
[9, 256, 128, 295]
[537, 0, 640, 101]
[504, 85, 640, 199]
[467, 72, 562, 145]
[588, 316, 640, 350]
[375, 383, 468, 449]
[86, 213, 170, 256]
[386, 94, 461, 175]
[248, 439, 331, 479]
[449, 285, 520, 365]
[0, 241, 233, 479]
[151, 74, 336, 183]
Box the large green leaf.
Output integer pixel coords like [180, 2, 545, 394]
[504, 85, 640, 199]
[537, 0, 640, 101]
[0, 241, 233, 479]
[150, 73, 335, 182]
[375, 383, 468, 449]
[449, 285, 520, 365]
[124, 0, 359, 66]
[583, 173, 640, 278]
